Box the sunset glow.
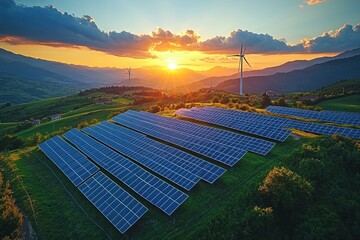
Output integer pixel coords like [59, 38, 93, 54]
[167, 60, 178, 70]
[0, 0, 358, 73]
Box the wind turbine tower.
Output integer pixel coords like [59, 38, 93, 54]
[229, 44, 251, 95]
[125, 67, 133, 87]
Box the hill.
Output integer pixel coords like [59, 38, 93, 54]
[317, 95, 360, 112]
[1, 93, 359, 239]
[0, 48, 207, 104]
[315, 79, 360, 97]
[0, 72, 77, 105]
[216, 55, 360, 93]
[176, 48, 360, 93]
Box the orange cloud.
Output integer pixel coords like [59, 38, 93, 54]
[306, 0, 326, 5]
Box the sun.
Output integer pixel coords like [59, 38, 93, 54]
[167, 60, 178, 70]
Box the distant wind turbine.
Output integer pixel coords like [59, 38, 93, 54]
[124, 67, 134, 87]
[228, 44, 251, 95]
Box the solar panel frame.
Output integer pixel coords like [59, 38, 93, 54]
[38, 136, 99, 186]
[97, 121, 227, 183]
[176, 108, 291, 142]
[176, 107, 360, 140]
[66, 127, 200, 190]
[122, 110, 275, 156]
[111, 114, 247, 166]
[266, 106, 360, 126]
[78, 172, 148, 234]
[64, 129, 188, 215]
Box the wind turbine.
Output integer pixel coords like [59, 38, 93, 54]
[229, 44, 251, 95]
[124, 67, 133, 87]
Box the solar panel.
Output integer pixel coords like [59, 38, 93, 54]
[266, 106, 360, 126]
[176, 107, 360, 140]
[176, 108, 291, 142]
[79, 172, 147, 234]
[123, 110, 275, 156]
[111, 114, 247, 166]
[67, 127, 200, 191]
[94, 121, 226, 184]
[64, 129, 188, 215]
[38, 136, 99, 186]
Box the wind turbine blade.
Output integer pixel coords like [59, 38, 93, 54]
[243, 47, 247, 55]
[238, 59, 241, 73]
[240, 44, 243, 55]
[244, 57, 251, 67]
[228, 54, 240, 57]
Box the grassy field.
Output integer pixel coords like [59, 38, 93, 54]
[2, 88, 358, 239]
[1, 131, 309, 239]
[317, 94, 360, 112]
[0, 122, 18, 136]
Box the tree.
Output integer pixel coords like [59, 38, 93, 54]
[258, 167, 312, 213]
[149, 105, 161, 113]
[220, 95, 230, 104]
[278, 98, 287, 106]
[212, 96, 219, 103]
[0, 135, 24, 152]
[261, 94, 272, 108]
[0, 173, 23, 239]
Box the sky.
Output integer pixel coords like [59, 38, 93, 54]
[0, 0, 359, 71]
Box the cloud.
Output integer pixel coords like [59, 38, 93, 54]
[302, 24, 360, 52]
[194, 29, 304, 54]
[306, 0, 326, 6]
[0, 0, 359, 58]
[299, 0, 326, 8]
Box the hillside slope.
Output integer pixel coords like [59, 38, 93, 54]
[0, 72, 77, 105]
[216, 55, 360, 93]
[176, 48, 360, 93]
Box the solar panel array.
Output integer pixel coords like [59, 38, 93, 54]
[38, 136, 99, 186]
[79, 172, 148, 234]
[64, 128, 188, 215]
[86, 122, 226, 184]
[39, 136, 148, 234]
[111, 113, 247, 166]
[266, 105, 360, 126]
[176, 107, 360, 140]
[122, 110, 275, 155]
[73, 126, 199, 191]
[176, 107, 292, 141]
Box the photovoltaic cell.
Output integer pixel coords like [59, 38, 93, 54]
[67, 126, 199, 190]
[93, 121, 226, 184]
[79, 172, 147, 234]
[64, 129, 188, 215]
[266, 105, 360, 126]
[176, 107, 291, 142]
[38, 136, 99, 186]
[176, 107, 360, 140]
[122, 110, 275, 155]
[111, 114, 247, 166]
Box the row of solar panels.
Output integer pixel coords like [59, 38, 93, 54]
[111, 111, 276, 165]
[42, 113, 270, 233]
[39, 137, 148, 234]
[266, 105, 360, 126]
[40, 108, 306, 234]
[175, 107, 360, 141]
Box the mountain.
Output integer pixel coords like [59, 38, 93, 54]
[0, 72, 76, 105]
[216, 55, 360, 93]
[0, 48, 206, 103]
[199, 66, 237, 77]
[175, 48, 360, 92]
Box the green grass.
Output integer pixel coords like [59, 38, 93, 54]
[317, 95, 360, 112]
[0, 122, 18, 136]
[15, 109, 122, 139]
[0, 91, 131, 122]
[1, 132, 308, 239]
